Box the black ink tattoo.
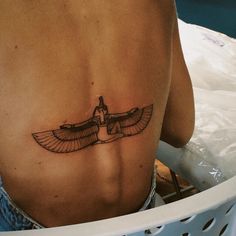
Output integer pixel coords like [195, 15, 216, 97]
[32, 96, 153, 153]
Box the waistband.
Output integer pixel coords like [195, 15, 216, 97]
[0, 178, 43, 230]
[139, 168, 157, 211]
[0, 169, 157, 231]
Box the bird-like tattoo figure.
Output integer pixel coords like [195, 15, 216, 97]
[32, 96, 153, 153]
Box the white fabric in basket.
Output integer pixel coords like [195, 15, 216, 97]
[179, 19, 236, 179]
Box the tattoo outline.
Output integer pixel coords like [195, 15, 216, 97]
[32, 96, 153, 153]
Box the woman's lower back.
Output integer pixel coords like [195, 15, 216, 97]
[0, 0, 176, 227]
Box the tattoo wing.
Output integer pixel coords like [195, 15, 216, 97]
[107, 105, 153, 136]
[32, 119, 99, 153]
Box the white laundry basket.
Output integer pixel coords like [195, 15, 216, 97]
[1, 176, 236, 236]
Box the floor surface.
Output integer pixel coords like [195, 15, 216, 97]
[155, 160, 198, 203]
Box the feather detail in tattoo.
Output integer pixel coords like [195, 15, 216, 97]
[32, 96, 153, 153]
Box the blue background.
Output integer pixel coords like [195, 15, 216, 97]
[175, 0, 236, 38]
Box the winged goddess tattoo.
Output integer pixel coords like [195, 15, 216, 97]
[32, 96, 153, 153]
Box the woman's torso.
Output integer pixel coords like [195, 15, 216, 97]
[0, 0, 174, 227]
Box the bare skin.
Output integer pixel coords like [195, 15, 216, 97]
[0, 0, 194, 227]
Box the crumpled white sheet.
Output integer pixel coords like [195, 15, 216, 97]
[178, 19, 236, 180]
